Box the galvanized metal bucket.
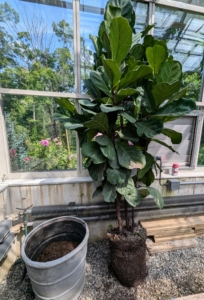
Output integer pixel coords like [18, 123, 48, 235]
[21, 216, 89, 300]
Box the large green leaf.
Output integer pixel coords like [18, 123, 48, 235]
[54, 98, 77, 115]
[95, 135, 110, 146]
[106, 0, 134, 23]
[117, 65, 152, 90]
[162, 128, 182, 144]
[140, 168, 155, 187]
[100, 104, 124, 113]
[135, 119, 163, 138]
[63, 117, 84, 130]
[116, 88, 137, 101]
[115, 141, 146, 169]
[84, 112, 108, 133]
[139, 189, 150, 198]
[151, 138, 178, 153]
[116, 178, 141, 207]
[138, 153, 154, 179]
[87, 129, 98, 142]
[100, 142, 116, 160]
[102, 58, 121, 86]
[84, 78, 102, 99]
[93, 186, 103, 198]
[146, 45, 165, 74]
[89, 35, 102, 56]
[146, 187, 164, 209]
[152, 81, 181, 106]
[90, 71, 112, 97]
[108, 156, 120, 169]
[88, 162, 106, 181]
[169, 88, 187, 102]
[109, 17, 132, 64]
[102, 182, 117, 202]
[118, 128, 139, 142]
[120, 112, 136, 123]
[81, 142, 106, 164]
[153, 99, 196, 117]
[78, 99, 97, 108]
[130, 44, 145, 60]
[104, 5, 121, 34]
[106, 167, 130, 185]
[157, 61, 182, 84]
[53, 113, 71, 123]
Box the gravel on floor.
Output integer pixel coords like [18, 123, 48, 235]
[1, 238, 204, 300]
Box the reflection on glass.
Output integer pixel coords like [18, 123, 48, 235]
[80, 0, 148, 83]
[3, 94, 77, 171]
[171, 0, 204, 7]
[155, 5, 204, 102]
[0, 0, 74, 92]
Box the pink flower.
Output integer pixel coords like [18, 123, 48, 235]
[23, 157, 30, 162]
[53, 138, 59, 142]
[9, 149, 17, 157]
[40, 140, 49, 146]
[128, 141, 134, 146]
[94, 132, 103, 139]
[55, 142, 62, 146]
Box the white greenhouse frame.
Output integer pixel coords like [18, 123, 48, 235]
[0, 0, 204, 180]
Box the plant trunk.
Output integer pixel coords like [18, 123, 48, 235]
[115, 194, 122, 233]
[124, 200, 130, 230]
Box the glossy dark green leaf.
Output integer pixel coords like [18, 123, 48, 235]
[84, 112, 108, 133]
[139, 189, 150, 198]
[102, 58, 121, 86]
[90, 71, 112, 97]
[140, 168, 155, 187]
[169, 88, 187, 102]
[106, 167, 130, 185]
[130, 44, 145, 61]
[104, 5, 121, 34]
[153, 99, 196, 117]
[136, 119, 163, 138]
[53, 113, 71, 123]
[120, 112, 136, 123]
[117, 65, 152, 90]
[95, 135, 110, 146]
[89, 34, 102, 56]
[157, 61, 182, 84]
[54, 98, 77, 115]
[87, 129, 98, 142]
[152, 81, 181, 106]
[138, 153, 154, 179]
[141, 25, 155, 37]
[64, 117, 84, 130]
[115, 141, 146, 169]
[81, 142, 106, 164]
[102, 182, 117, 202]
[84, 78, 102, 99]
[78, 99, 97, 108]
[88, 162, 106, 181]
[146, 45, 166, 74]
[118, 128, 139, 142]
[93, 186, 103, 198]
[106, 0, 134, 23]
[146, 187, 164, 209]
[109, 17, 132, 64]
[108, 156, 120, 169]
[100, 142, 116, 160]
[116, 88, 137, 100]
[116, 178, 141, 207]
[162, 128, 182, 144]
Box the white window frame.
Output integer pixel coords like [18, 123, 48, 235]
[0, 0, 204, 179]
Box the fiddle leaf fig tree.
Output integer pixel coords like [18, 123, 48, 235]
[53, 0, 196, 234]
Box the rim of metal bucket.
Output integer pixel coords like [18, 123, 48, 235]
[21, 216, 89, 269]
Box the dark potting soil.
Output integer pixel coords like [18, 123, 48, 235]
[36, 241, 80, 262]
[108, 223, 147, 287]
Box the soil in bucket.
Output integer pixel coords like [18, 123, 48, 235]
[36, 240, 80, 262]
[108, 222, 147, 287]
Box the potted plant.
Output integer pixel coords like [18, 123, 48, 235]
[54, 0, 196, 287]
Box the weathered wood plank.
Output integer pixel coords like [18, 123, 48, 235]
[154, 228, 194, 238]
[154, 233, 196, 243]
[147, 239, 198, 254]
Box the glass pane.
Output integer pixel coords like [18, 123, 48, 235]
[198, 122, 204, 166]
[0, 0, 74, 92]
[154, 5, 204, 102]
[80, 1, 148, 83]
[171, 0, 204, 7]
[3, 94, 77, 171]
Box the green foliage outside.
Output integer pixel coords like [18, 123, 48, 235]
[0, 2, 91, 171]
[54, 0, 196, 231]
